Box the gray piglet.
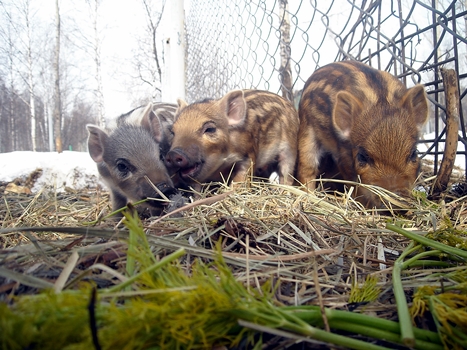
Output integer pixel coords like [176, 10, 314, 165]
[87, 102, 184, 216]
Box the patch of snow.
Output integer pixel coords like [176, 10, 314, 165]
[0, 151, 101, 192]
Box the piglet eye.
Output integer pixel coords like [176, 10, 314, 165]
[203, 121, 217, 134]
[357, 148, 371, 166]
[118, 163, 127, 172]
[409, 149, 418, 162]
[116, 159, 133, 176]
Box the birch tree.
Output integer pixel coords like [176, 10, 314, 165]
[22, 0, 37, 150]
[53, 0, 62, 153]
[0, 0, 42, 151]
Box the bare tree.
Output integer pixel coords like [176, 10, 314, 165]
[53, 0, 62, 153]
[133, 0, 166, 100]
[0, 8, 18, 151]
[0, 0, 43, 151]
[35, 35, 55, 152]
[86, 0, 105, 127]
[22, 0, 38, 151]
[0, 80, 7, 152]
[0, 0, 105, 152]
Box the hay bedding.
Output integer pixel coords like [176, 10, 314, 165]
[0, 164, 466, 349]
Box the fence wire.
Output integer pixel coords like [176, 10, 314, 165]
[185, 0, 467, 173]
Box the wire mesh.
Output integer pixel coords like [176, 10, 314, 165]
[185, 0, 467, 173]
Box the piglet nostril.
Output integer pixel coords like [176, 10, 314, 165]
[164, 154, 172, 166]
[166, 149, 188, 169]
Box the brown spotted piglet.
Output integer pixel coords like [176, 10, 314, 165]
[164, 89, 299, 190]
[296, 61, 429, 207]
[87, 102, 183, 216]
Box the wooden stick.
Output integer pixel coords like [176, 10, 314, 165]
[432, 68, 461, 195]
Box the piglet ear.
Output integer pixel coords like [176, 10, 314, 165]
[332, 91, 362, 140]
[139, 103, 154, 130]
[220, 90, 247, 126]
[401, 84, 429, 131]
[86, 124, 108, 163]
[175, 98, 188, 121]
[148, 112, 164, 143]
[151, 105, 175, 143]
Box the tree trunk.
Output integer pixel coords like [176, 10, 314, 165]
[4, 9, 17, 151]
[29, 74, 36, 151]
[53, 0, 62, 153]
[91, 0, 105, 127]
[46, 102, 54, 152]
[26, 10, 36, 151]
[8, 38, 15, 152]
[278, 0, 293, 102]
[161, 0, 186, 102]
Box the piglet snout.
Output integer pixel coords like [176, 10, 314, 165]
[165, 148, 189, 169]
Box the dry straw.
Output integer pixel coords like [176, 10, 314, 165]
[0, 169, 466, 349]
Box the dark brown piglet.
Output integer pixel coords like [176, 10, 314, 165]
[296, 61, 429, 207]
[164, 89, 299, 189]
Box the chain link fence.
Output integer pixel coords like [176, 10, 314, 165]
[185, 0, 467, 173]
